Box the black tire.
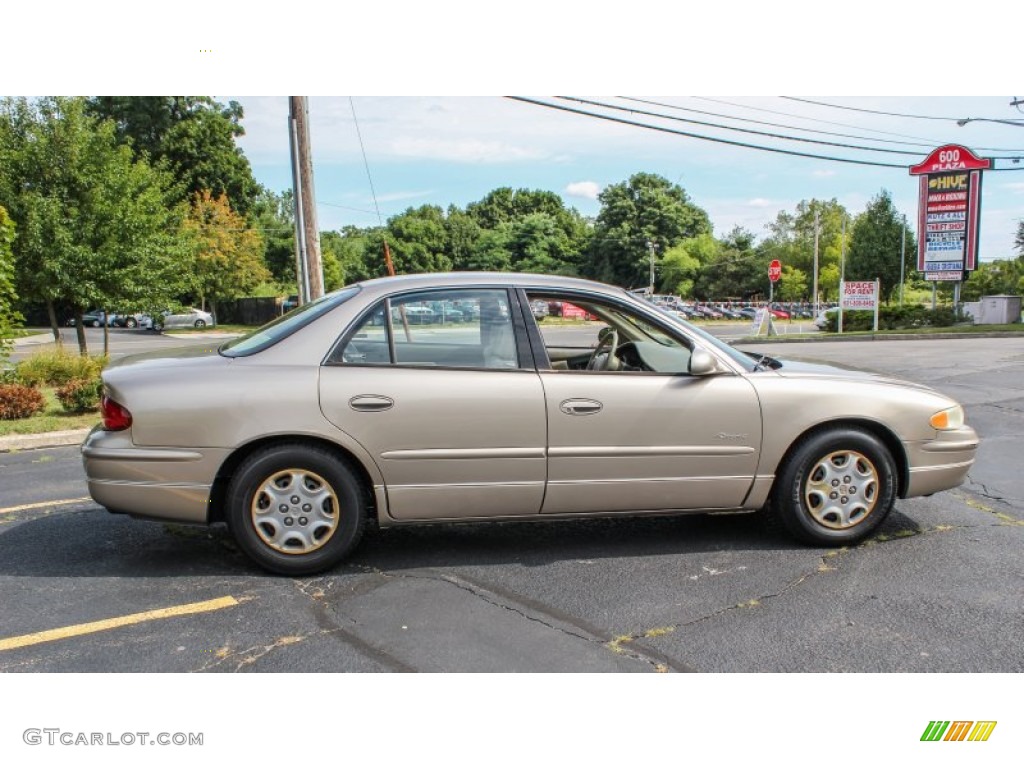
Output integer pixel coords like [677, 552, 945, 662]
[91, 319, 101, 328]
[226, 443, 367, 575]
[126, 317, 138, 328]
[194, 319, 206, 328]
[769, 427, 897, 546]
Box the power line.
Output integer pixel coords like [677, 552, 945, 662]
[618, 96, 940, 150]
[508, 97, 1024, 170]
[560, 96, 932, 157]
[692, 96, 1024, 153]
[349, 97, 385, 228]
[614, 96, 1024, 156]
[780, 96, 965, 121]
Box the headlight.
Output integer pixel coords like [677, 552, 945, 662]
[930, 405, 964, 430]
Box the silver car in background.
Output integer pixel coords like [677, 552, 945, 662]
[82, 273, 978, 575]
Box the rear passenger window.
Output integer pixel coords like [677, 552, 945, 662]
[336, 289, 520, 370]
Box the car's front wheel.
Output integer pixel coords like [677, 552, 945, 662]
[126, 317, 138, 328]
[226, 444, 367, 575]
[194, 319, 206, 328]
[770, 427, 896, 545]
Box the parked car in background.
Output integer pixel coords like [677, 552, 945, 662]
[154, 308, 215, 330]
[530, 300, 550, 320]
[815, 307, 840, 329]
[110, 312, 153, 329]
[738, 307, 759, 320]
[83, 272, 978, 575]
[66, 310, 109, 328]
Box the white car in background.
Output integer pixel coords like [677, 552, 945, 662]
[155, 308, 215, 330]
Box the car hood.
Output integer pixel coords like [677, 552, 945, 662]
[768, 356, 940, 394]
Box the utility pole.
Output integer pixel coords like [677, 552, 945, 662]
[812, 210, 820, 316]
[289, 97, 324, 302]
[646, 240, 658, 296]
[838, 215, 846, 334]
[899, 214, 907, 307]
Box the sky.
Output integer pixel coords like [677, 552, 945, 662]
[230, 95, 1024, 261]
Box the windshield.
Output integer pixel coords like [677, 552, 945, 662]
[645, 302, 759, 371]
[220, 286, 360, 357]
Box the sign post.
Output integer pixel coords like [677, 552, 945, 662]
[768, 258, 781, 305]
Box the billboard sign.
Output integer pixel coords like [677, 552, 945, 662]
[910, 145, 990, 278]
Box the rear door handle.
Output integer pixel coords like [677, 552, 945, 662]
[349, 395, 395, 412]
[560, 398, 603, 416]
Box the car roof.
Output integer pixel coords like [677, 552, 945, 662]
[354, 271, 621, 292]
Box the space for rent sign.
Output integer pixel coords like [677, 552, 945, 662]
[841, 280, 878, 310]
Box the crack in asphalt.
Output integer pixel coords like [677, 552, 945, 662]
[341, 562, 682, 672]
[965, 476, 1024, 506]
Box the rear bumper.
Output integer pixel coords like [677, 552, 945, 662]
[903, 425, 978, 498]
[81, 428, 228, 524]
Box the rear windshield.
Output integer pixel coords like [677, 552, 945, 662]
[219, 286, 360, 357]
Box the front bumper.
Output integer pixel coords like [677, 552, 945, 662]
[903, 425, 979, 498]
[81, 427, 229, 524]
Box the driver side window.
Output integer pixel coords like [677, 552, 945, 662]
[525, 292, 693, 374]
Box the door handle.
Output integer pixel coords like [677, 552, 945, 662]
[559, 398, 603, 416]
[349, 395, 395, 412]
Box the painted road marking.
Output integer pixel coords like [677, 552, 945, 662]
[0, 596, 239, 652]
[0, 497, 92, 516]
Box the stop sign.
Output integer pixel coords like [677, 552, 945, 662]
[768, 259, 782, 282]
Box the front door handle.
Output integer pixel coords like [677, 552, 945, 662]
[560, 398, 603, 416]
[349, 395, 395, 412]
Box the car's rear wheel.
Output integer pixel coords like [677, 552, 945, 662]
[770, 427, 896, 545]
[226, 444, 367, 575]
[126, 317, 137, 328]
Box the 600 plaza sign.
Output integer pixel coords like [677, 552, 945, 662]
[909, 145, 991, 281]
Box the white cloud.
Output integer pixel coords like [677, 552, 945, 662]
[746, 198, 773, 208]
[565, 181, 601, 200]
[389, 137, 548, 164]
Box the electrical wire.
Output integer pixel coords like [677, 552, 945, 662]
[349, 97, 385, 228]
[781, 96, 987, 121]
[560, 96, 929, 157]
[618, 97, 1024, 155]
[507, 97, 1024, 170]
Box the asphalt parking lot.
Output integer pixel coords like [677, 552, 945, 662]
[0, 336, 1021, 672]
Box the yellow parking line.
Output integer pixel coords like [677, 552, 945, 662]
[0, 497, 92, 516]
[0, 596, 239, 652]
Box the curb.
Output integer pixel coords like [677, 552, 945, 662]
[736, 331, 1024, 344]
[0, 428, 90, 453]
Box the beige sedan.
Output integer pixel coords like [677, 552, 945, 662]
[83, 273, 978, 575]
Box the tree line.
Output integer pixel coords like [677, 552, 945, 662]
[3, 95, 1023, 358]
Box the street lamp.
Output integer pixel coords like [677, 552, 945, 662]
[957, 117, 1024, 127]
[646, 240, 658, 296]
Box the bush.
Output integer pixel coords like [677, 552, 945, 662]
[54, 377, 103, 413]
[0, 383, 46, 420]
[16, 350, 107, 387]
[823, 306, 966, 332]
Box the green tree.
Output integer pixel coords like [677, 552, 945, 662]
[777, 265, 808, 302]
[1015, 220, 1024, 256]
[87, 96, 258, 214]
[251, 187, 297, 286]
[758, 199, 850, 302]
[846, 190, 916, 302]
[445, 206, 483, 270]
[385, 205, 452, 273]
[0, 96, 190, 354]
[588, 173, 711, 287]
[184, 191, 270, 318]
[0, 206, 19, 360]
[508, 213, 579, 274]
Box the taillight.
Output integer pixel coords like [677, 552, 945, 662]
[100, 395, 133, 431]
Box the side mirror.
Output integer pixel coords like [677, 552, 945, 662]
[689, 348, 718, 376]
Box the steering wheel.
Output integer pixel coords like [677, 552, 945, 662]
[587, 328, 619, 371]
